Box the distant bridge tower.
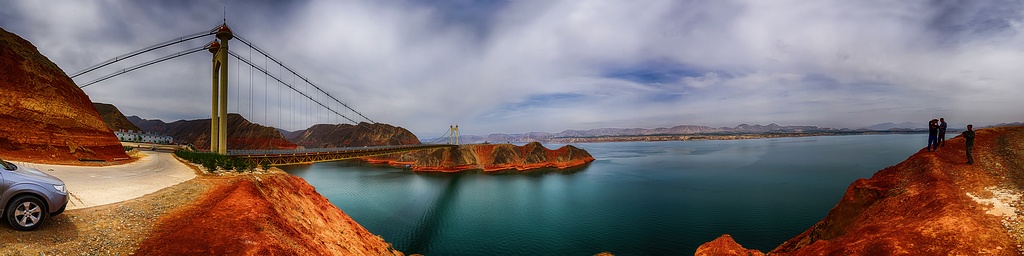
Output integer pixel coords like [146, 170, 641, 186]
[449, 125, 460, 145]
[208, 23, 233, 154]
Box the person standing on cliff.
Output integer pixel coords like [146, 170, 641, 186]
[938, 118, 948, 147]
[962, 124, 975, 164]
[927, 119, 939, 151]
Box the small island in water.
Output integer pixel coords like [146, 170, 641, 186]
[364, 142, 595, 172]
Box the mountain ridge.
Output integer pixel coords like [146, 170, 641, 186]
[128, 115, 420, 149]
[127, 114, 298, 150]
[93, 102, 141, 132]
[288, 123, 420, 148]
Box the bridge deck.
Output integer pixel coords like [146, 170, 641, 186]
[227, 144, 455, 166]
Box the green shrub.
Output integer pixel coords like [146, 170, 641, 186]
[221, 159, 235, 171]
[202, 160, 217, 172]
[174, 150, 245, 173]
[260, 160, 271, 170]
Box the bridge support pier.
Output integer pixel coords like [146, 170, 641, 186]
[208, 23, 233, 154]
[210, 43, 220, 153]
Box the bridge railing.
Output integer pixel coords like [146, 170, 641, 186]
[225, 144, 445, 156]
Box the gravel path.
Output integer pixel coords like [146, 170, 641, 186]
[13, 150, 197, 209]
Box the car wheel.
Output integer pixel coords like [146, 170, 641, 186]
[6, 195, 47, 231]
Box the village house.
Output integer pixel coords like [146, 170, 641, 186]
[114, 129, 174, 144]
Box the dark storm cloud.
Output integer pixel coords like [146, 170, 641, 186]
[927, 0, 1024, 45]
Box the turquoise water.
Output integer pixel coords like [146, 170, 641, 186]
[282, 134, 924, 255]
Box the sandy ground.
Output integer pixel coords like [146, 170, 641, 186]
[966, 186, 1022, 219]
[12, 150, 196, 210]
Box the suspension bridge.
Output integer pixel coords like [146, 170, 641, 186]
[73, 22, 459, 166]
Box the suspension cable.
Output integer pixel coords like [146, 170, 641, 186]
[71, 28, 217, 78]
[264, 52, 268, 124]
[228, 50, 361, 125]
[78, 46, 206, 88]
[70, 27, 397, 140]
[233, 35, 375, 124]
[426, 128, 454, 144]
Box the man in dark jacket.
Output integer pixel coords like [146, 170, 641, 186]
[962, 124, 975, 164]
[928, 119, 939, 151]
[938, 118, 948, 146]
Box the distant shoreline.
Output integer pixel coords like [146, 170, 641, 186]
[476, 130, 933, 144]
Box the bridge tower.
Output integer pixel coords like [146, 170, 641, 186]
[449, 125, 460, 145]
[209, 23, 233, 154]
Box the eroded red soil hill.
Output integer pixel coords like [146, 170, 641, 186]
[367, 142, 595, 172]
[136, 174, 402, 255]
[0, 28, 127, 164]
[697, 126, 1024, 255]
[289, 122, 420, 148]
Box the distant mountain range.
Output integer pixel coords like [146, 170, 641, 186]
[865, 121, 1018, 131]
[125, 114, 419, 149]
[442, 123, 893, 144]
[863, 122, 923, 130]
[127, 114, 298, 150]
[441, 121, 1024, 144]
[986, 122, 1024, 128]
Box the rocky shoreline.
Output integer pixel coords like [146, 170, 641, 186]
[364, 142, 595, 172]
[696, 126, 1024, 255]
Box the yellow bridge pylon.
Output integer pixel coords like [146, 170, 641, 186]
[449, 125, 460, 145]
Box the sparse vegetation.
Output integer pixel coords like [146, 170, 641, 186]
[174, 150, 256, 173]
[260, 159, 271, 170]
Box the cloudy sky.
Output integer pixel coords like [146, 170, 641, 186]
[3, 0, 1023, 137]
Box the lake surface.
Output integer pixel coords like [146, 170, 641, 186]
[282, 134, 924, 255]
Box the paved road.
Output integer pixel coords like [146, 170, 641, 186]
[14, 151, 197, 210]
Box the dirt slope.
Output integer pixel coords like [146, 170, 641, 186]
[697, 126, 1024, 255]
[136, 173, 402, 255]
[0, 27, 127, 164]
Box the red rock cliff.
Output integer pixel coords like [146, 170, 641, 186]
[368, 142, 595, 172]
[137, 173, 403, 255]
[0, 28, 127, 164]
[697, 126, 1024, 255]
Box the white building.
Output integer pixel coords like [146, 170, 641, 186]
[115, 130, 174, 144]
